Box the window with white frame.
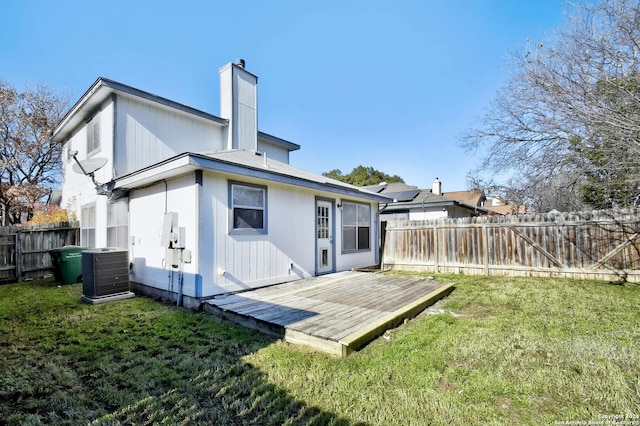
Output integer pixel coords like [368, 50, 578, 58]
[107, 200, 128, 248]
[342, 201, 371, 251]
[81, 204, 96, 248]
[229, 182, 267, 233]
[86, 115, 100, 155]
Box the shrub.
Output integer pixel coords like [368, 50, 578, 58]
[27, 204, 76, 225]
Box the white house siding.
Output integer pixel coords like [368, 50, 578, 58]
[114, 96, 225, 177]
[385, 206, 478, 222]
[257, 139, 289, 164]
[335, 197, 380, 271]
[408, 209, 448, 221]
[60, 99, 115, 248]
[128, 173, 199, 297]
[197, 172, 379, 297]
[199, 172, 314, 296]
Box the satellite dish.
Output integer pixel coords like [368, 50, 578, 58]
[68, 152, 125, 198]
[72, 157, 108, 175]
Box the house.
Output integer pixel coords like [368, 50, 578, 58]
[441, 188, 486, 208]
[483, 196, 527, 215]
[53, 60, 390, 308]
[442, 187, 526, 215]
[365, 178, 492, 221]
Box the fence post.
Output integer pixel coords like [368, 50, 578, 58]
[433, 222, 439, 273]
[15, 231, 22, 282]
[482, 223, 489, 275]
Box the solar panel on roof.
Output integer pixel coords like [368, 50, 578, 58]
[384, 189, 420, 202]
[396, 189, 420, 201]
[366, 184, 387, 193]
[383, 191, 400, 200]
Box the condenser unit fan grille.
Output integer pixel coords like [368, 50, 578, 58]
[82, 248, 130, 298]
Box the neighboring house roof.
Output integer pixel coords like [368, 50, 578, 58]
[51, 77, 300, 153]
[442, 189, 486, 207]
[114, 150, 392, 203]
[380, 189, 491, 214]
[484, 204, 526, 215]
[362, 182, 492, 214]
[363, 182, 420, 201]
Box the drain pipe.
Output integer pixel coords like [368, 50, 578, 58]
[376, 205, 383, 267]
[177, 250, 184, 307]
[177, 273, 184, 307]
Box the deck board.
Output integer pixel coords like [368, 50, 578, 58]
[204, 271, 453, 355]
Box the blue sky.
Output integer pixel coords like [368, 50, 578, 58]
[2, 1, 567, 192]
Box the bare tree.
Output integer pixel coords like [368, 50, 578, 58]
[0, 80, 69, 224]
[463, 0, 640, 212]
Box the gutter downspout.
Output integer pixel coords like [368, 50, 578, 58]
[376, 204, 383, 267]
[177, 251, 184, 307]
[195, 170, 203, 301]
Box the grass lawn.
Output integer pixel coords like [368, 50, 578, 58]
[1, 274, 638, 425]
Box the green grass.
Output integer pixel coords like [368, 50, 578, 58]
[1, 275, 638, 425]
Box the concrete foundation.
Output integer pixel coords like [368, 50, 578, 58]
[81, 291, 135, 304]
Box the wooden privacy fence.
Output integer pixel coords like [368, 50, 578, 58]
[381, 210, 640, 282]
[0, 221, 80, 283]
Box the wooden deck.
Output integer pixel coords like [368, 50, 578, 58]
[204, 271, 453, 356]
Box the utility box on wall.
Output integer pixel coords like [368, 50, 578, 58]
[81, 248, 134, 304]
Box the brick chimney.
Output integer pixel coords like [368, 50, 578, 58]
[219, 59, 258, 151]
[432, 177, 442, 195]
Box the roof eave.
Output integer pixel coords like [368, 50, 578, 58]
[381, 199, 492, 213]
[52, 77, 229, 142]
[258, 131, 301, 152]
[114, 153, 391, 202]
[52, 77, 105, 141]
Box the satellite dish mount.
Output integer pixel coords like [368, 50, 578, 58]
[70, 151, 125, 200]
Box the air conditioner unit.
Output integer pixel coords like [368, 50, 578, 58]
[82, 248, 133, 303]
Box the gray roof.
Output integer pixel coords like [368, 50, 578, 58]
[380, 189, 493, 214]
[115, 149, 392, 203]
[52, 77, 300, 152]
[257, 131, 300, 151]
[365, 183, 493, 214]
[381, 190, 457, 210]
[363, 182, 419, 194]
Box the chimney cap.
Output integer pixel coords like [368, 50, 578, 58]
[235, 58, 246, 68]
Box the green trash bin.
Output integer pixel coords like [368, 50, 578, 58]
[50, 246, 88, 284]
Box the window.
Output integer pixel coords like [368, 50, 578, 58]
[107, 200, 128, 248]
[342, 202, 371, 251]
[230, 182, 267, 233]
[317, 205, 329, 239]
[81, 204, 96, 248]
[87, 115, 100, 155]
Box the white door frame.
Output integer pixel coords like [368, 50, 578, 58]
[315, 198, 335, 275]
